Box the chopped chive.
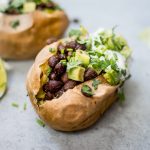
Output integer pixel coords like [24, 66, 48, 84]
[36, 118, 45, 127]
[67, 48, 73, 52]
[67, 56, 71, 61]
[60, 60, 67, 66]
[23, 102, 27, 110]
[60, 49, 65, 54]
[11, 102, 19, 108]
[10, 20, 20, 29]
[49, 47, 56, 53]
[92, 79, 101, 90]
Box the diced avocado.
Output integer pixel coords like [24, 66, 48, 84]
[103, 69, 120, 85]
[40, 63, 51, 84]
[75, 50, 90, 66]
[41, 74, 48, 85]
[44, 9, 54, 14]
[23, 2, 36, 13]
[36, 90, 45, 99]
[68, 66, 85, 82]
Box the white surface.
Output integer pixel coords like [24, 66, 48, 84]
[0, 0, 150, 150]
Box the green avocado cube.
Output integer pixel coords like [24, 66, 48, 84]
[23, 2, 36, 13]
[68, 66, 85, 82]
[75, 50, 90, 66]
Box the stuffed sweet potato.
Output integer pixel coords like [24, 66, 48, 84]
[26, 27, 131, 131]
[0, 0, 69, 59]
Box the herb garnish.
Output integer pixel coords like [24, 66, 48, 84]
[10, 20, 20, 29]
[10, 0, 26, 8]
[11, 102, 19, 108]
[60, 49, 65, 54]
[67, 59, 81, 71]
[92, 79, 100, 90]
[68, 26, 88, 39]
[67, 48, 73, 52]
[49, 47, 56, 53]
[23, 102, 27, 110]
[118, 88, 125, 103]
[69, 29, 81, 38]
[60, 60, 67, 66]
[81, 85, 94, 97]
[36, 118, 45, 127]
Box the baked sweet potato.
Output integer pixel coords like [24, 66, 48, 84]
[0, 0, 69, 59]
[26, 27, 131, 131]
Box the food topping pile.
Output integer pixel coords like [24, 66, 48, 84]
[0, 0, 61, 14]
[37, 26, 131, 102]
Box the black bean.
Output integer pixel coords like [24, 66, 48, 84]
[48, 80, 63, 93]
[66, 41, 77, 49]
[48, 55, 60, 68]
[84, 68, 98, 81]
[36, 3, 47, 10]
[54, 63, 66, 75]
[61, 73, 69, 83]
[43, 83, 50, 92]
[6, 8, 20, 15]
[64, 80, 77, 91]
[58, 54, 66, 60]
[46, 2, 55, 9]
[75, 43, 86, 50]
[49, 72, 59, 80]
[44, 92, 53, 100]
[54, 88, 65, 98]
[57, 43, 66, 53]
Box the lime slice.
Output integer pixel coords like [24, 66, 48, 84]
[0, 59, 7, 99]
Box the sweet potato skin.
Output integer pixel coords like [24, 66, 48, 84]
[26, 42, 118, 131]
[0, 10, 69, 59]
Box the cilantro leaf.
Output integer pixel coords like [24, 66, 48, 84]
[68, 26, 88, 39]
[11, 102, 19, 108]
[10, 0, 26, 8]
[67, 57, 82, 71]
[104, 69, 120, 85]
[81, 85, 94, 97]
[36, 118, 45, 127]
[69, 29, 81, 38]
[92, 79, 100, 90]
[10, 20, 20, 29]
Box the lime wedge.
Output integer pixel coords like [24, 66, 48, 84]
[0, 59, 7, 99]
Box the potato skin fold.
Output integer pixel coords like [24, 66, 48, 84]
[0, 10, 69, 60]
[26, 42, 118, 131]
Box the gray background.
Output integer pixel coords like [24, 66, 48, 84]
[0, 0, 150, 150]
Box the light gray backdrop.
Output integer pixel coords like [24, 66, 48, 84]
[0, 0, 150, 150]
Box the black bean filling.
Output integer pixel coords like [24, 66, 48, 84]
[36, 2, 56, 11]
[4, 1, 57, 15]
[42, 40, 98, 101]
